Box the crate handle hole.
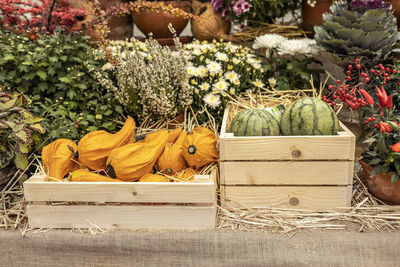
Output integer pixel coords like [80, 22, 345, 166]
[289, 197, 299, 206]
[292, 149, 301, 158]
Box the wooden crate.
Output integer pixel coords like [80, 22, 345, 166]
[219, 105, 356, 210]
[24, 170, 217, 230]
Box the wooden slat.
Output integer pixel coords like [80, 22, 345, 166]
[24, 174, 216, 203]
[220, 161, 353, 185]
[27, 204, 216, 230]
[223, 185, 351, 210]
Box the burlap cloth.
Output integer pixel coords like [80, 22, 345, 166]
[1, 229, 399, 266]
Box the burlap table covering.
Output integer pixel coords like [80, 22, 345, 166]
[1, 230, 399, 266]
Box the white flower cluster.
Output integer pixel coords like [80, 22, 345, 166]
[106, 39, 192, 122]
[252, 34, 319, 58]
[184, 40, 265, 110]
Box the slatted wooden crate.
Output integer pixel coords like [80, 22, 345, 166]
[219, 105, 356, 210]
[24, 170, 217, 230]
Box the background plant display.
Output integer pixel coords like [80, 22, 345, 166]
[314, 0, 398, 67]
[98, 37, 192, 123]
[0, 29, 125, 141]
[252, 34, 323, 91]
[184, 40, 265, 125]
[211, 0, 300, 27]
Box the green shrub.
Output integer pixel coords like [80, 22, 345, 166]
[0, 29, 125, 141]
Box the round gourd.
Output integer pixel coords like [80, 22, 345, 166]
[230, 109, 280, 136]
[280, 97, 339, 136]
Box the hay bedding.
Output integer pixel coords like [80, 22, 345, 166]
[2, 97, 400, 235]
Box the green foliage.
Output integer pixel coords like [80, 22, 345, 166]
[0, 90, 44, 170]
[249, 0, 299, 25]
[0, 29, 125, 141]
[262, 56, 323, 91]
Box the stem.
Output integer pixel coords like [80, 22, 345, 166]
[47, 0, 57, 32]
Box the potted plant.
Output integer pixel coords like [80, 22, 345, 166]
[132, 0, 193, 43]
[322, 59, 400, 204]
[210, 0, 299, 29]
[301, 0, 335, 34]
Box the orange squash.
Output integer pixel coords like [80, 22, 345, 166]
[167, 127, 183, 143]
[157, 131, 188, 175]
[138, 173, 169, 182]
[182, 127, 218, 169]
[77, 117, 135, 171]
[41, 139, 79, 182]
[175, 168, 197, 182]
[106, 129, 169, 181]
[70, 169, 124, 182]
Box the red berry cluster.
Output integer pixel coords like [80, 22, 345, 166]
[323, 81, 367, 112]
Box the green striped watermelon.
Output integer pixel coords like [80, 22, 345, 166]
[280, 97, 339, 136]
[230, 108, 280, 136]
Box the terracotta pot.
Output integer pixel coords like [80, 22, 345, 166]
[302, 0, 333, 35]
[360, 160, 400, 204]
[99, 0, 134, 40]
[133, 1, 191, 38]
[387, 0, 400, 29]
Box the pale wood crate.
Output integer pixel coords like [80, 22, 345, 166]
[219, 105, 356, 210]
[24, 170, 217, 230]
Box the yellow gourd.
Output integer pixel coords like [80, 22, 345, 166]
[175, 168, 197, 182]
[106, 129, 169, 181]
[70, 169, 124, 182]
[77, 117, 135, 171]
[182, 127, 218, 169]
[41, 139, 79, 182]
[138, 173, 169, 182]
[157, 131, 188, 175]
[167, 127, 183, 143]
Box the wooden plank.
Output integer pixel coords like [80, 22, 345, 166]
[220, 161, 353, 186]
[219, 135, 353, 161]
[27, 204, 216, 230]
[223, 186, 350, 210]
[24, 174, 216, 203]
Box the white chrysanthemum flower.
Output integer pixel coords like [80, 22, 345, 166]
[216, 52, 228, 62]
[193, 49, 202, 56]
[268, 78, 277, 88]
[253, 34, 288, 50]
[229, 88, 235, 95]
[192, 67, 201, 77]
[252, 79, 265, 88]
[232, 79, 240, 86]
[198, 66, 208, 77]
[203, 93, 221, 109]
[277, 38, 319, 56]
[102, 62, 115, 71]
[187, 66, 195, 76]
[252, 62, 262, 70]
[207, 61, 222, 74]
[246, 57, 256, 64]
[200, 82, 210, 91]
[232, 57, 240, 64]
[213, 80, 228, 92]
[225, 71, 239, 83]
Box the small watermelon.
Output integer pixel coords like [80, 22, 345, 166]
[230, 108, 280, 136]
[265, 104, 285, 122]
[280, 97, 339, 136]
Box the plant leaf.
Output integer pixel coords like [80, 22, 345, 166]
[391, 172, 399, 184]
[14, 154, 28, 170]
[13, 129, 30, 144]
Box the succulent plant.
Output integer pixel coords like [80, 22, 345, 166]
[314, 0, 399, 65]
[0, 90, 45, 170]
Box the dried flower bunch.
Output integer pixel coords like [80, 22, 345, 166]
[184, 40, 265, 125]
[105, 37, 192, 123]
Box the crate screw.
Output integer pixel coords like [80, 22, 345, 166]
[132, 191, 137, 196]
[292, 149, 301, 158]
[289, 197, 299, 206]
